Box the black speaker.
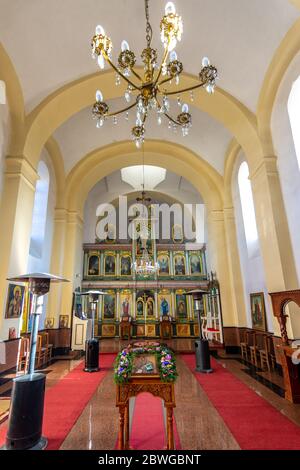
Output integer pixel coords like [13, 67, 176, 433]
[84, 338, 99, 372]
[4, 373, 47, 450]
[195, 339, 213, 373]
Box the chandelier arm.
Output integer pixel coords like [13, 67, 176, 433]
[158, 75, 173, 87]
[161, 81, 206, 96]
[163, 112, 181, 126]
[154, 45, 170, 87]
[130, 67, 143, 82]
[106, 101, 137, 118]
[103, 52, 141, 90]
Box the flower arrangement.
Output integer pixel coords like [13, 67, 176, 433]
[114, 341, 178, 384]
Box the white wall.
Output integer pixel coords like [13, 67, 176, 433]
[0, 82, 10, 202]
[27, 149, 56, 329]
[232, 153, 274, 332]
[271, 50, 300, 284]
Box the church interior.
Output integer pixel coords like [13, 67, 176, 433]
[1, 0, 300, 456]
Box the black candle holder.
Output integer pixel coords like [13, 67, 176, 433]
[2, 273, 69, 451]
[184, 289, 213, 374]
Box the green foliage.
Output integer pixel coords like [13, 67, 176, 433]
[114, 344, 178, 384]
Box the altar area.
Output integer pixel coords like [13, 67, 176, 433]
[77, 240, 224, 344]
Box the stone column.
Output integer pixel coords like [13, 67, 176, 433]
[46, 208, 68, 327]
[59, 211, 84, 323]
[223, 206, 247, 327]
[0, 156, 38, 337]
[250, 157, 299, 335]
[207, 209, 236, 327]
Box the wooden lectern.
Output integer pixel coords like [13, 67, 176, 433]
[269, 289, 300, 403]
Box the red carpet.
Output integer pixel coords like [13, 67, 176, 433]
[129, 393, 181, 450]
[0, 354, 115, 449]
[182, 354, 300, 450]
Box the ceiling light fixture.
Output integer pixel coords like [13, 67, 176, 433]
[90, 0, 218, 148]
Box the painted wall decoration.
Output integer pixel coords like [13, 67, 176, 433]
[102, 324, 116, 336]
[136, 298, 144, 318]
[135, 221, 154, 257]
[189, 252, 202, 275]
[8, 327, 17, 340]
[120, 254, 132, 276]
[102, 291, 116, 319]
[88, 254, 100, 276]
[59, 315, 69, 328]
[45, 317, 55, 329]
[104, 253, 116, 275]
[174, 253, 186, 276]
[157, 252, 170, 275]
[5, 284, 25, 319]
[158, 290, 172, 318]
[146, 297, 155, 318]
[175, 291, 188, 319]
[81, 243, 223, 342]
[250, 292, 267, 331]
[120, 290, 132, 318]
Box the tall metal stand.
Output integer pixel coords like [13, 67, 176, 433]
[80, 290, 105, 373]
[2, 273, 68, 451]
[184, 289, 213, 374]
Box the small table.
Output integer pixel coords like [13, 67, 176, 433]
[116, 376, 176, 450]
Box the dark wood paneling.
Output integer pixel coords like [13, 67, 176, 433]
[0, 338, 20, 374]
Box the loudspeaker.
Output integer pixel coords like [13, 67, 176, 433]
[84, 338, 99, 372]
[195, 339, 213, 373]
[4, 373, 47, 450]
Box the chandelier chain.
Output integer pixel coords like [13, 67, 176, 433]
[144, 0, 153, 47]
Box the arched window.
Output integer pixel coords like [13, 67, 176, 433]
[0, 80, 6, 104]
[237, 161, 258, 257]
[29, 161, 50, 258]
[288, 76, 300, 170]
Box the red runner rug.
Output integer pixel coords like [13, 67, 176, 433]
[182, 354, 300, 450]
[0, 354, 115, 449]
[129, 393, 181, 450]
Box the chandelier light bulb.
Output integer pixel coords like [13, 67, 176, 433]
[96, 118, 104, 128]
[168, 37, 177, 52]
[96, 90, 103, 102]
[182, 103, 189, 113]
[97, 54, 105, 69]
[202, 56, 210, 67]
[165, 2, 176, 15]
[206, 84, 215, 94]
[169, 50, 177, 62]
[125, 90, 131, 102]
[121, 40, 130, 52]
[95, 24, 105, 36]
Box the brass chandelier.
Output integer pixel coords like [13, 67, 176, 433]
[91, 0, 218, 148]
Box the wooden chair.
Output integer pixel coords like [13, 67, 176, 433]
[240, 329, 251, 362]
[36, 334, 47, 369]
[256, 333, 271, 371]
[248, 331, 259, 367]
[40, 332, 53, 365]
[18, 337, 30, 373]
[266, 334, 277, 370]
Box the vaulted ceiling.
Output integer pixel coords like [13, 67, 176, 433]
[0, 0, 298, 176]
